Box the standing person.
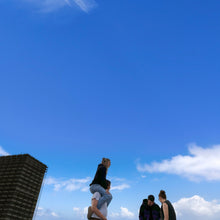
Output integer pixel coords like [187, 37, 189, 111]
[89, 158, 112, 209]
[87, 180, 111, 220]
[158, 190, 176, 220]
[147, 195, 161, 220]
[139, 195, 160, 220]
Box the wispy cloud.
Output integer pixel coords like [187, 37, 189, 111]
[73, 207, 88, 219]
[73, 206, 135, 220]
[18, 0, 97, 13]
[109, 177, 126, 182]
[111, 184, 130, 191]
[109, 176, 131, 191]
[44, 176, 91, 191]
[36, 207, 59, 218]
[0, 146, 10, 156]
[110, 207, 135, 219]
[73, 0, 96, 12]
[137, 143, 220, 181]
[174, 195, 220, 220]
[45, 175, 130, 192]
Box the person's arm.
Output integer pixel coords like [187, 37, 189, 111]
[91, 198, 107, 220]
[162, 203, 169, 220]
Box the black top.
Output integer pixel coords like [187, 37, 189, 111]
[89, 163, 108, 189]
[161, 200, 176, 220]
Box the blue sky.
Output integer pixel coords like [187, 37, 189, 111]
[1, 0, 220, 219]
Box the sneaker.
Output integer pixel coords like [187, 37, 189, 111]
[87, 206, 93, 219]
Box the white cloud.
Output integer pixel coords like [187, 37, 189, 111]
[36, 207, 59, 218]
[110, 207, 135, 219]
[44, 176, 91, 191]
[74, 206, 135, 220]
[137, 144, 220, 181]
[120, 207, 135, 218]
[173, 195, 220, 220]
[51, 212, 59, 217]
[81, 186, 89, 192]
[73, 207, 88, 219]
[109, 176, 131, 191]
[73, 0, 96, 12]
[111, 184, 130, 191]
[45, 175, 131, 192]
[109, 177, 126, 182]
[0, 146, 10, 156]
[17, 0, 97, 13]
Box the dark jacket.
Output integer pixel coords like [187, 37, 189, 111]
[139, 199, 161, 220]
[139, 199, 149, 220]
[151, 203, 161, 220]
[89, 163, 108, 189]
